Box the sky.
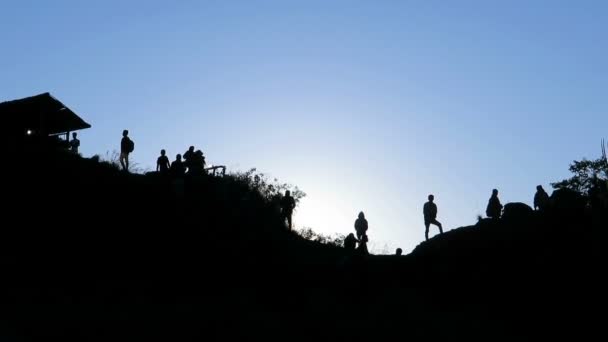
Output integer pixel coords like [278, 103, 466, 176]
[2, 0, 607, 253]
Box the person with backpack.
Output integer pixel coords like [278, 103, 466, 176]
[423, 194, 443, 241]
[120, 129, 134, 171]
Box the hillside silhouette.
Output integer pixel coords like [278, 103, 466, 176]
[1, 139, 607, 341]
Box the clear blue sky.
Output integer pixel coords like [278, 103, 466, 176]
[2, 0, 607, 253]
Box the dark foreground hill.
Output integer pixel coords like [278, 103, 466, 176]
[1, 143, 606, 341]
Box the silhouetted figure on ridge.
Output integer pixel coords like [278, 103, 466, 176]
[344, 233, 358, 252]
[170, 154, 186, 178]
[280, 190, 296, 230]
[69, 132, 80, 154]
[169, 154, 186, 200]
[423, 194, 443, 241]
[534, 185, 550, 211]
[156, 149, 170, 174]
[354, 212, 368, 240]
[486, 189, 503, 219]
[396, 248, 403, 256]
[195, 150, 206, 170]
[183, 146, 195, 171]
[120, 129, 134, 171]
[186, 150, 206, 174]
[356, 234, 369, 256]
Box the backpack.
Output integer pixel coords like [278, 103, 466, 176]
[127, 138, 135, 153]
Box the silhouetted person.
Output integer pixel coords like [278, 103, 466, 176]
[356, 234, 369, 256]
[396, 248, 403, 256]
[69, 132, 80, 154]
[344, 233, 358, 252]
[354, 212, 368, 240]
[170, 154, 186, 178]
[280, 190, 296, 230]
[534, 185, 550, 211]
[486, 189, 503, 219]
[423, 194, 443, 241]
[120, 130, 134, 171]
[156, 149, 170, 174]
[183, 146, 195, 171]
[195, 150, 206, 170]
[186, 150, 206, 174]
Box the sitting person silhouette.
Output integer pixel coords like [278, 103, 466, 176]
[156, 149, 170, 174]
[344, 233, 358, 252]
[486, 189, 503, 219]
[170, 154, 186, 178]
[534, 185, 550, 211]
[423, 194, 443, 241]
[395, 248, 403, 256]
[280, 190, 296, 230]
[354, 212, 368, 240]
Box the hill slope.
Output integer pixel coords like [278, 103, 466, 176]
[1, 143, 606, 341]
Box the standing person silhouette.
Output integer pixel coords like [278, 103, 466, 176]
[156, 149, 170, 174]
[120, 130, 134, 171]
[69, 132, 80, 154]
[280, 190, 296, 230]
[191, 150, 206, 174]
[486, 189, 503, 219]
[183, 146, 195, 172]
[170, 154, 186, 178]
[423, 194, 443, 241]
[354, 212, 368, 240]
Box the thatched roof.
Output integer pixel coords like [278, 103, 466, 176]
[0, 92, 91, 136]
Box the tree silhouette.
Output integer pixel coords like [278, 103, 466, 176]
[552, 140, 608, 195]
